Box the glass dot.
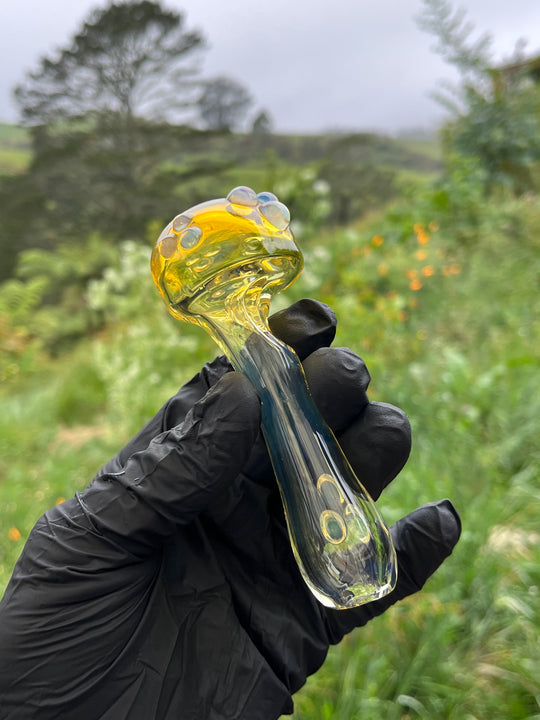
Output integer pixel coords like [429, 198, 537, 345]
[260, 201, 291, 230]
[172, 214, 192, 233]
[160, 234, 178, 258]
[193, 257, 213, 272]
[180, 225, 202, 249]
[257, 191, 278, 203]
[226, 185, 259, 207]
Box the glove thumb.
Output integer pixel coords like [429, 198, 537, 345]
[81, 373, 260, 548]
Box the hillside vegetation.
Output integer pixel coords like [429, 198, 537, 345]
[0, 123, 30, 173]
[0, 134, 538, 717]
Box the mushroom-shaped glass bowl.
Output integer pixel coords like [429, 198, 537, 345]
[151, 186, 397, 609]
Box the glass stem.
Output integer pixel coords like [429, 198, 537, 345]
[199, 288, 397, 609]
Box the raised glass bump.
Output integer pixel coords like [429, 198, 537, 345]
[257, 191, 278, 202]
[260, 200, 291, 230]
[159, 234, 177, 258]
[227, 185, 259, 207]
[172, 214, 192, 233]
[180, 225, 202, 249]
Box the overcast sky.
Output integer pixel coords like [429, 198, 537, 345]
[1, 0, 540, 135]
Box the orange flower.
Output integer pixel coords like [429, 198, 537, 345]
[416, 249, 428, 261]
[421, 265, 435, 277]
[449, 263, 462, 275]
[406, 269, 418, 280]
[410, 278, 423, 291]
[377, 262, 389, 276]
[442, 266, 452, 277]
[397, 310, 408, 322]
[417, 231, 430, 245]
[8, 527, 21, 541]
[55, 497, 66, 505]
[428, 221, 440, 232]
[371, 234, 384, 247]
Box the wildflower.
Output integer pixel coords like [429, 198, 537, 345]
[428, 221, 440, 232]
[397, 310, 408, 322]
[442, 266, 452, 277]
[55, 497, 66, 505]
[371, 234, 384, 247]
[406, 269, 418, 280]
[8, 527, 21, 541]
[449, 263, 462, 275]
[416, 249, 428, 261]
[377, 262, 389, 276]
[416, 230, 430, 245]
[421, 265, 435, 277]
[410, 278, 423, 291]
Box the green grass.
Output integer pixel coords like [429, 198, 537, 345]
[0, 123, 30, 173]
[0, 185, 539, 718]
[284, 195, 540, 719]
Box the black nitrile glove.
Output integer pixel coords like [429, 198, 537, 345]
[0, 299, 461, 720]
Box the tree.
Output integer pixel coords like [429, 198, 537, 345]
[3, 3, 236, 282]
[318, 135, 397, 225]
[251, 110, 273, 135]
[417, 0, 540, 193]
[197, 77, 253, 131]
[14, 1, 204, 126]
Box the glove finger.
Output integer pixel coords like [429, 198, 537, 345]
[302, 347, 370, 433]
[338, 401, 411, 500]
[269, 299, 337, 359]
[324, 499, 461, 642]
[302, 346, 410, 498]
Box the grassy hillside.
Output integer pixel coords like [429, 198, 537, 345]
[0, 122, 440, 179]
[0, 166, 538, 718]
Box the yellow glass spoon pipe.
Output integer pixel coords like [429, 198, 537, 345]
[151, 186, 397, 609]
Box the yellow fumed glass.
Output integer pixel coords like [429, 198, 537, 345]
[151, 186, 397, 609]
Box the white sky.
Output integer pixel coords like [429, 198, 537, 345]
[1, 0, 540, 134]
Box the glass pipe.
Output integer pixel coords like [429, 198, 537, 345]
[151, 186, 397, 609]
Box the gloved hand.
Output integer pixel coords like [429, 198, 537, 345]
[0, 299, 461, 720]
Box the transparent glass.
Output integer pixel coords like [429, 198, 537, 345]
[151, 186, 397, 609]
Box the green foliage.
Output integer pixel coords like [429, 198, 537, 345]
[87, 239, 215, 434]
[445, 82, 540, 193]
[0, 124, 30, 174]
[14, 1, 204, 125]
[0, 233, 119, 363]
[418, 0, 540, 194]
